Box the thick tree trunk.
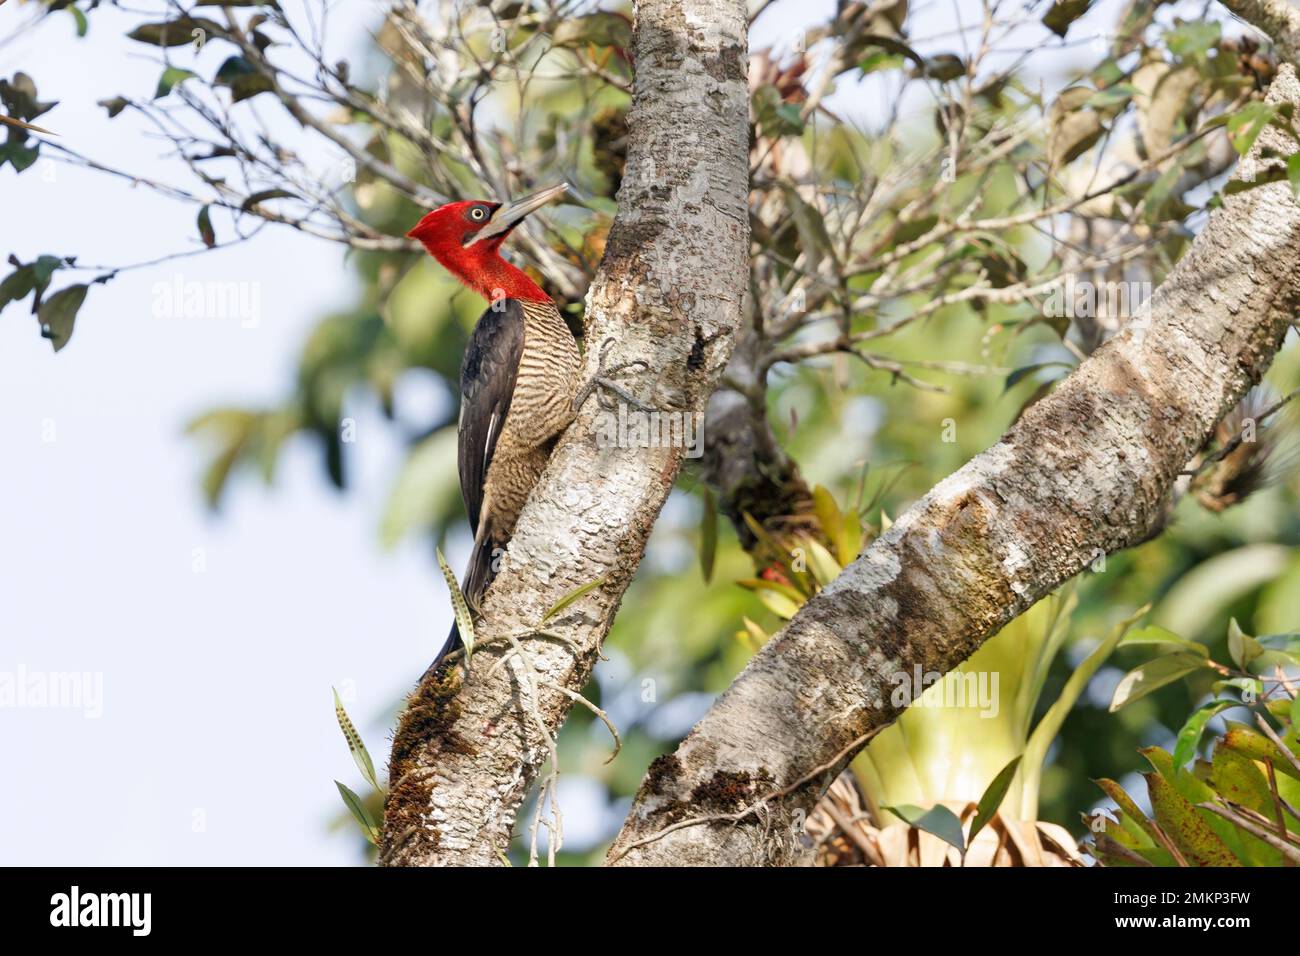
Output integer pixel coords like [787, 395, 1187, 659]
[380, 0, 750, 866]
[607, 64, 1300, 867]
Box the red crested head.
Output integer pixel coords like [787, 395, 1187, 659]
[406, 184, 569, 304]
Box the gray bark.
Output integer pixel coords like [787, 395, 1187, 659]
[380, 0, 750, 866]
[607, 64, 1300, 867]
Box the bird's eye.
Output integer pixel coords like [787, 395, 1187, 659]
[468, 206, 488, 221]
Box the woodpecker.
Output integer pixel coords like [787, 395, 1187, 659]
[408, 184, 580, 669]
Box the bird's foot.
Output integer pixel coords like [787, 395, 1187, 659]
[573, 337, 654, 413]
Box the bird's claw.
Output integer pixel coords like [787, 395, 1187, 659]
[573, 338, 653, 413]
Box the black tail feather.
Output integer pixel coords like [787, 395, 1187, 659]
[424, 533, 498, 677]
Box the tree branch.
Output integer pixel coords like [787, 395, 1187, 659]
[1220, 0, 1300, 63]
[379, 0, 751, 867]
[606, 63, 1300, 867]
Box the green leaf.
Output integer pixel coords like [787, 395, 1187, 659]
[154, 66, 197, 100]
[0, 72, 58, 122]
[1042, 0, 1092, 37]
[1145, 771, 1240, 866]
[1120, 624, 1208, 657]
[969, 756, 1022, 845]
[804, 538, 842, 588]
[97, 96, 130, 118]
[128, 17, 222, 48]
[0, 139, 40, 173]
[436, 548, 475, 662]
[550, 11, 632, 49]
[1095, 777, 1163, 847]
[1226, 618, 1265, 671]
[1221, 727, 1300, 782]
[752, 587, 801, 620]
[1226, 103, 1275, 157]
[812, 484, 856, 566]
[915, 53, 966, 82]
[700, 486, 717, 584]
[1025, 604, 1146, 794]
[1166, 20, 1221, 59]
[779, 183, 835, 272]
[68, 6, 89, 38]
[884, 803, 965, 856]
[197, 204, 216, 248]
[1109, 652, 1206, 712]
[1287, 152, 1300, 202]
[541, 577, 606, 624]
[241, 188, 298, 210]
[752, 85, 804, 138]
[1002, 362, 1071, 393]
[37, 283, 87, 352]
[0, 266, 36, 311]
[334, 780, 378, 845]
[1210, 744, 1276, 816]
[739, 616, 768, 647]
[1172, 700, 1236, 768]
[214, 56, 273, 102]
[333, 687, 381, 794]
[378, 426, 459, 547]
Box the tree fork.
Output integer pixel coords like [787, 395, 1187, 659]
[608, 63, 1300, 867]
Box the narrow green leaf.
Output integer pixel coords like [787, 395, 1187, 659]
[969, 756, 1022, 845]
[753, 588, 801, 620]
[1002, 362, 1071, 394]
[68, 6, 89, 37]
[1109, 652, 1206, 712]
[804, 537, 842, 588]
[1095, 777, 1163, 847]
[436, 548, 475, 662]
[699, 486, 717, 584]
[541, 577, 606, 624]
[197, 204, 216, 248]
[884, 803, 965, 856]
[335, 780, 378, 845]
[811, 485, 847, 563]
[1172, 700, 1236, 768]
[739, 616, 768, 646]
[1121, 624, 1208, 657]
[128, 17, 222, 48]
[1288, 152, 1300, 202]
[241, 188, 298, 210]
[1024, 604, 1146, 798]
[333, 687, 380, 793]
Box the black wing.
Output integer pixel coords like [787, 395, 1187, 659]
[458, 299, 525, 532]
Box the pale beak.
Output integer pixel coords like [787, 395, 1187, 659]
[464, 183, 570, 246]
